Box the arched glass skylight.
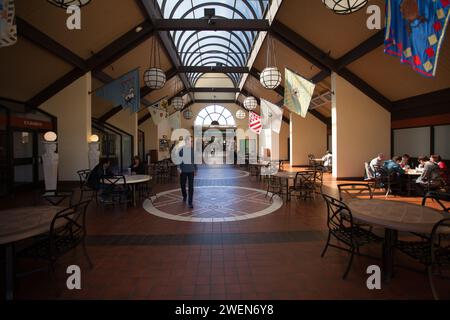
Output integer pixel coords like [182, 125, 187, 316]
[156, 0, 270, 86]
[194, 105, 236, 127]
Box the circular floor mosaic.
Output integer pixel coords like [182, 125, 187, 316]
[195, 168, 249, 180]
[143, 186, 282, 222]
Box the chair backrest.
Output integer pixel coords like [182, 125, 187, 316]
[101, 175, 126, 188]
[338, 183, 373, 202]
[422, 191, 450, 212]
[294, 170, 316, 188]
[77, 169, 91, 187]
[314, 169, 324, 187]
[321, 193, 355, 231]
[430, 217, 450, 264]
[50, 199, 91, 239]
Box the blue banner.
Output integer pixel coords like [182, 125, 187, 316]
[385, 0, 450, 77]
[95, 68, 140, 113]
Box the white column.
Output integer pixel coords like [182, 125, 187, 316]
[331, 72, 391, 179]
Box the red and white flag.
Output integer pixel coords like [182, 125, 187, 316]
[249, 111, 262, 135]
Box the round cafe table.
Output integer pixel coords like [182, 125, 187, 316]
[0, 205, 64, 300]
[103, 174, 151, 206]
[348, 199, 449, 282]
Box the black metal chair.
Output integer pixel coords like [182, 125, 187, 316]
[100, 175, 130, 207]
[265, 175, 287, 202]
[314, 169, 324, 192]
[338, 183, 373, 201]
[249, 164, 260, 180]
[422, 191, 450, 212]
[288, 170, 316, 201]
[321, 193, 383, 279]
[395, 218, 450, 300]
[18, 200, 93, 271]
[77, 169, 98, 205]
[42, 189, 75, 207]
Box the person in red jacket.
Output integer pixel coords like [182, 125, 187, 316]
[435, 155, 449, 185]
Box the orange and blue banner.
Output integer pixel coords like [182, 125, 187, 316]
[385, 0, 450, 77]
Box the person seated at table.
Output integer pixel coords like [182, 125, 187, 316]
[400, 154, 411, 169]
[369, 153, 385, 176]
[417, 155, 429, 169]
[416, 155, 442, 192]
[434, 155, 449, 185]
[130, 156, 145, 175]
[383, 156, 405, 176]
[87, 158, 113, 191]
[321, 150, 332, 171]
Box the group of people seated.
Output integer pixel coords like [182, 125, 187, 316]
[367, 153, 449, 193]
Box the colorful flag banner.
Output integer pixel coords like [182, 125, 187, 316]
[284, 68, 315, 118]
[0, 0, 17, 47]
[384, 0, 450, 77]
[168, 111, 181, 129]
[148, 104, 167, 126]
[249, 111, 262, 135]
[95, 68, 140, 113]
[261, 98, 283, 134]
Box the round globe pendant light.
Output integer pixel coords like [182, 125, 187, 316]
[243, 96, 258, 111]
[236, 110, 246, 120]
[44, 131, 58, 142]
[172, 97, 184, 111]
[322, 0, 368, 14]
[260, 67, 282, 90]
[144, 68, 166, 90]
[183, 109, 193, 120]
[47, 0, 91, 8]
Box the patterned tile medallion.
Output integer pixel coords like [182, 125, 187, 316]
[143, 186, 282, 222]
[195, 167, 250, 180]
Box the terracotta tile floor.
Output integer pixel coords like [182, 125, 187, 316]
[2, 165, 450, 300]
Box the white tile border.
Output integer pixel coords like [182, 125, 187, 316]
[143, 186, 283, 223]
[194, 170, 250, 180]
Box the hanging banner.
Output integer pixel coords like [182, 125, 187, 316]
[284, 68, 315, 118]
[249, 111, 262, 135]
[95, 68, 140, 113]
[0, 0, 17, 47]
[384, 0, 450, 77]
[261, 98, 283, 134]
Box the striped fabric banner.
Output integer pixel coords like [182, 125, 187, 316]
[0, 0, 17, 48]
[249, 111, 262, 135]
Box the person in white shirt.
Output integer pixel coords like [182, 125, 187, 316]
[369, 153, 385, 176]
[321, 150, 332, 170]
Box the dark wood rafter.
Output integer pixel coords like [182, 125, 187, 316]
[25, 20, 155, 108]
[138, 113, 152, 126]
[271, 21, 392, 112]
[153, 19, 270, 31]
[138, 0, 195, 103]
[187, 87, 241, 93]
[98, 106, 123, 122]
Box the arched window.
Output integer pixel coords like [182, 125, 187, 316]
[194, 105, 236, 127]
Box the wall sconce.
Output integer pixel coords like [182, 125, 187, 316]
[89, 134, 99, 143]
[44, 131, 58, 142]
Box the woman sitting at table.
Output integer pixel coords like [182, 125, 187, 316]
[321, 150, 332, 171]
[130, 156, 145, 175]
[87, 158, 113, 191]
[434, 155, 449, 186]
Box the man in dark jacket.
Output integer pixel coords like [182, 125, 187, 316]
[178, 136, 197, 209]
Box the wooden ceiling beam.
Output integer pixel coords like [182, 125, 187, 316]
[153, 19, 270, 31]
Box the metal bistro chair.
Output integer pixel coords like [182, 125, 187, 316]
[395, 218, 450, 300]
[422, 191, 450, 212]
[18, 200, 93, 274]
[288, 170, 316, 201]
[77, 169, 98, 205]
[100, 175, 130, 208]
[338, 183, 373, 201]
[320, 193, 383, 279]
[249, 164, 260, 180]
[265, 175, 287, 202]
[314, 168, 324, 192]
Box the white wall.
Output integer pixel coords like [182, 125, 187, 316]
[290, 112, 327, 166]
[331, 73, 391, 178]
[40, 73, 92, 181]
